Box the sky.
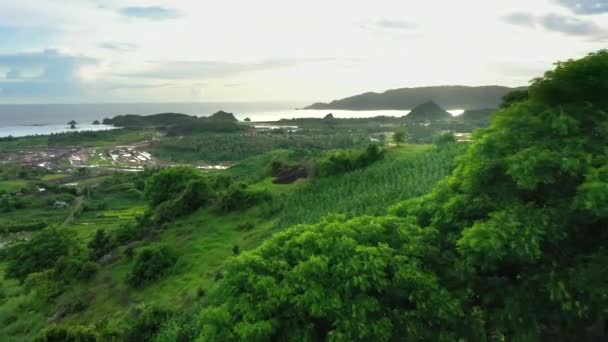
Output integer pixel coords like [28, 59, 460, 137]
[0, 0, 606, 104]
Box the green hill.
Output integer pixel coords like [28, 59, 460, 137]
[305, 85, 525, 110]
[404, 101, 451, 121]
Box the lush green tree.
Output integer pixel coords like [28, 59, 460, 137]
[5, 227, 75, 281]
[499, 89, 528, 108]
[394, 50, 608, 339]
[144, 166, 203, 206]
[392, 128, 406, 145]
[197, 215, 463, 341]
[217, 183, 270, 212]
[34, 324, 98, 342]
[127, 245, 177, 287]
[88, 229, 111, 260]
[433, 131, 456, 147]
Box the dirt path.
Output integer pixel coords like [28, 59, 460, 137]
[61, 195, 84, 227]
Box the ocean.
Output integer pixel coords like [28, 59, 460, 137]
[0, 102, 464, 138]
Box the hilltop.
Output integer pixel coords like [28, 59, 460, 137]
[305, 85, 524, 110]
[404, 101, 451, 121]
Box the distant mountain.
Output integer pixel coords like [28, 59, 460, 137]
[304, 85, 525, 110]
[209, 110, 237, 121]
[404, 101, 451, 121]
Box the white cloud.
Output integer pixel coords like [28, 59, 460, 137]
[0, 0, 606, 102]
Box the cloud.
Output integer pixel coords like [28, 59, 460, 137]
[374, 19, 417, 30]
[502, 12, 536, 27]
[503, 12, 604, 36]
[98, 42, 137, 52]
[539, 13, 602, 35]
[119, 6, 180, 20]
[0, 49, 97, 97]
[554, 0, 608, 15]
[119, 58, 333, 80]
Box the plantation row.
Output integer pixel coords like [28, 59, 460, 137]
[150, 132, 373, 162]
[270, 145, 460, 229]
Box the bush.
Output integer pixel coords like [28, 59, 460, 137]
[144, 166, 203, 206]
[113, 223, 142, 245]
[318, 144, 384, 177]
[433, 131, 456, 147]
[88, 229, 111, 260]
[217, 184, 271, 212]
[78, 261, 99, 281]
[5, 227, 75, 281]
[34, 325, 98, 342]
[124, 305, 172, 342]
[127, 245, 177, 287]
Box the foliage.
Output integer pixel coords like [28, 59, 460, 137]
[272, 146, 458, 229]
[88, 229, 111, 260]
[124, 306, 173, 342]
[433, 131, 456, 147]
[127, 245, 177, 287]
[499, 89, 528, 108]
[317, 144, 384, 177]
[392, 128, 407, 144]
[144, 166, 203, 206]
[5, 227, 75, 281]
[151, 131, 371, 162]
[33, 324, 99, 342]
[198, 215, 462, 341]
[217, 183, 271, 213]
[194, 50, 608, 340]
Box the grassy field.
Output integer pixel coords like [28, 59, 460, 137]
[0, 129, 159, 150]
[0, 180, 29, 193]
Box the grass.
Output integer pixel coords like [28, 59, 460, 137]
[0, 129, 159, 150]
[0, 180, 29, 193]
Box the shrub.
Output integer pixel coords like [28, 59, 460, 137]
[127, 245, 177, 287]
[88, 229, 111, 260]
[124, 305, 172, 342]
[113, 223, 142, 245]
[433, 131, 456, 147]
[144, 166, 203, 206]
[78, 261, 99, 281]
[5, 227, 75, 281]
[34, 325, 98, 342]
[217, 184, 271, 212]
[318, 144, 384, 177]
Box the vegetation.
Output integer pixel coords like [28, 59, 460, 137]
[185, 50, 608, 340]
[127, 245, 177, 287]
[0, 51, 606, 341]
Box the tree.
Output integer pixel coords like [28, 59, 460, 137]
[198, 216, 461, 341]
[392, 128, 406, 145]
[88, 229, 111, 260]
[144, 166, 203, 206]
[499, 89, 528, 108]
[394, 49, 608, 340]
[6, 227, 75, 281]
[127, 245, 177, 287]
[433, 131, 456, 147]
